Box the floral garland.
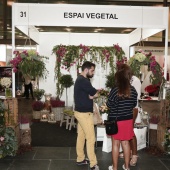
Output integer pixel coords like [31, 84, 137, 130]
[9, 50, 49, 79]
[128, 50, 164, 85]
[52, 44, 125, 98]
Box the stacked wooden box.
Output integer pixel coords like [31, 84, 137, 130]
[4, 98, 18, 125]
[157, 99, 170, 151]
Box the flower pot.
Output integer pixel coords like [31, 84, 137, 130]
[20, 123, 30, 130]
[32, 111, 41, 119]
[51, 107, 64, 121]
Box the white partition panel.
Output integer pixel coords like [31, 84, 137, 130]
[12, 3, 169, 98]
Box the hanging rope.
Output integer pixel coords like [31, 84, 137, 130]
[138, 7, 144, 47]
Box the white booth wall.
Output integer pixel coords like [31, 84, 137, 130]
[38, 32, 129, 105]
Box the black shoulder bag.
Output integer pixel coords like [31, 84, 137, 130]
[104, 99, 119, 135]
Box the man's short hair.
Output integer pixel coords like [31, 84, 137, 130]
[81, 61, 95, 71]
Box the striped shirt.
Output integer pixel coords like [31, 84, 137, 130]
[106, 86, 137, 121]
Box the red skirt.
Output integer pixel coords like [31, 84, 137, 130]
[111, 119, 134, 140]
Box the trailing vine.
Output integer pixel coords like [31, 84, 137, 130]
[52, 44, 125, 99]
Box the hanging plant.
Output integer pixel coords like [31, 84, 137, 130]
[9, 50, 49, 79]
[128, 50, 164, 85]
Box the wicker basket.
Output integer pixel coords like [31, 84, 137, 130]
[32, 110, 41, 119]
[51, 107, 64, 121]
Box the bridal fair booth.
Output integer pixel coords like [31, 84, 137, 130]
[12, 3, 169, 152]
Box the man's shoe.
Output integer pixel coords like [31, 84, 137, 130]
[76, 158, 89, 165]
[90, 165, 99, 170]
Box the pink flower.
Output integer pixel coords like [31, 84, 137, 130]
[0, 136, 4, 141]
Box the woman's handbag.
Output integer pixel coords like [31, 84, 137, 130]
[104, 119, 118, 135]
[104, 99, 119, 135]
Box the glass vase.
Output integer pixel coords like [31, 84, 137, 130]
[5, 88, 12, 98]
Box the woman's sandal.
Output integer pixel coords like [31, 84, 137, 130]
[119, 152, 124, 158]
[130, 155, 138, 166]
[119, 152, 132, 159]
[122, 164, 130, 170]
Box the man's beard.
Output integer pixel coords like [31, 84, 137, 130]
[86, 73, 94, 78]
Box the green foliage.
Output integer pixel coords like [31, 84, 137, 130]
[0, 101, 5, 127]
[33, 89, 45, 100]
[105, 72, 115, 89]
[128, 50, 164, 85]
[164, 128, 170, 155]
[0, 127, 18, 158]
[52, 44, 125, 98]
[59, 75, 74, 88]
[10, 50, 49, 79]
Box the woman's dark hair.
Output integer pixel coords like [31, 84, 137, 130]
[115, 64, 132, 98]
[81, 61, 95, 71]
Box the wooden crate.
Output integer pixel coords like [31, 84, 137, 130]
[157, 124, 166, 151]
[4, 98, 18, 124]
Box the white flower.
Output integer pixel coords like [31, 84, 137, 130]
[134, 52, 146, 62]
[0, 77, 12, 88]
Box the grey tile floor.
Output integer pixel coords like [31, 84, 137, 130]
[0, 146, 170, 170]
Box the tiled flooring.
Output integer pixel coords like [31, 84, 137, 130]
[0, 146, 170, 170]
[0, 98, 169, 169]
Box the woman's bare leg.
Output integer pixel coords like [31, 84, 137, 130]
[121, 140, 130, 169]
[111, 137, 120, 170]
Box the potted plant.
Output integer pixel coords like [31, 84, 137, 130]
[59, 74, 74, 106]
[32, 101, 44, 119]
[50, 98, 65, 121]
[19, 115, 30, 130]
[33, 89, 45, 101]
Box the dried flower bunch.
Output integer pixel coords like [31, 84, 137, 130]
[0, 77, 12, 88]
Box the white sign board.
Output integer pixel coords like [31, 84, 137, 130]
[13, 3, 168, 28]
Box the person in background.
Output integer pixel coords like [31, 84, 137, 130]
[107, 64, 138, 170]
[23, 74, 34, 99]
[119, 73, 142, 167]
[74, 61, 99, 170]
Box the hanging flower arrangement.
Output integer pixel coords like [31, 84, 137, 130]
[128, 50, 164, 85]
[9, 50, 49, 79]
[52, 44, 125, 98]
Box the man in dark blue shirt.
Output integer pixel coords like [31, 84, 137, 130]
[74, 61, 99, 170]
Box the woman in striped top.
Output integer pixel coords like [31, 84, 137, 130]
[107, 64, 138, 170]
